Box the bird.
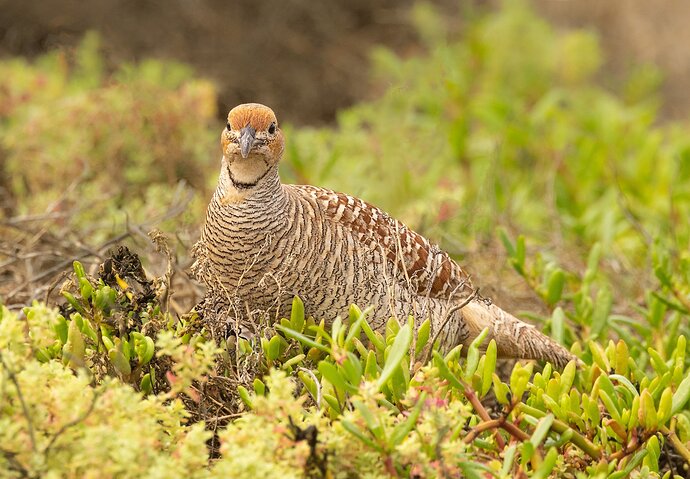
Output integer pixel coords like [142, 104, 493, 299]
[191, 103, 575, 368]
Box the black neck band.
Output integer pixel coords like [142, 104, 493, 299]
[227, 164, 271, 190]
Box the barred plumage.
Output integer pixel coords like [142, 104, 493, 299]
[191, 103, 575, 368]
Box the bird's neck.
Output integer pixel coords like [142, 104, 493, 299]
[215, 161, 285, 207]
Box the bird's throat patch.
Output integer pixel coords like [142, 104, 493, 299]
[227, 159, 270, 187]
[220, 161, 271, 204]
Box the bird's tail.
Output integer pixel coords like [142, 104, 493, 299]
[461, 299, 575, 369]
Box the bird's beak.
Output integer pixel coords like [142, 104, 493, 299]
[239, 125, 256, 158]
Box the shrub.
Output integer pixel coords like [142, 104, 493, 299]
[0, 32, 216, 237]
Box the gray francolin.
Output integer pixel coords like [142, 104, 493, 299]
[191, 103, 574, 368]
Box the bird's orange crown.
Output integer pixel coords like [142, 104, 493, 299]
[227, 103, 277, 132]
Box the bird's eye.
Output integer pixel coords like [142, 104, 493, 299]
[268, 122, 276, 135]
[226, 122, 232, 131]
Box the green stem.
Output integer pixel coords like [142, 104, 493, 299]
[660, 425, 690, 466]
[518, 403, 601, 459]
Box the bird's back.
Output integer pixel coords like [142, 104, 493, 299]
[194, 182, 473, 335]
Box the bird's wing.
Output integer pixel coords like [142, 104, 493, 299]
[292, 185, 475, 301]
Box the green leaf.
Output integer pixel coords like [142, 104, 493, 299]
[266, 335, 282, 361]
[500, 444, 517, 476]
[674, 335, 686, 365]
[648, 347, 670, 375]
[359, 316, 386, 352]
[609, 449, 648, 479]
[290, 296, 305, 332]
[345, 305, 372, 347]
[109, 346, 131, 378]
[433, 350, 465, 392]
[590, 285, 612, 339]
[531, 447, 558, 479]
[341, 353, 363, 387]
[353, 400, 384, 441]
[131, 332, 155, 365]
[237, 385, 253, 409]
[464, 327, 489, 380]
[340, 420, 379, 450]
[71, 313, 93, 344]
[639, 389, 658, 430]
[672, 373, 690, 415]
[141, 336, 155, 365]
[62, 291, 86, 315]
[385, 317, 401, 344]
[376, 320, 412, 391]
[323, 394, 341, 414]
[583, 393, 600, 425]
[481, 340, 497, 397]
[644, 434, 660, 471]
[530, 414, 554, 447]
[54, 315, 69, 344]
[559, 360, 576, 396]
[276, 325, 330, 353]
[614, 340, 629, 376]
[610, 374, 639, 399]
[415, 318, 431, 356]
[102, 335, 114, 352]
[458, 461, 490, 479]
[389, 367, 408, 402]
[64, 317, 86, 369]
[545, 269, 565, 306]
[139, 373, 153, 395]
[73, 260, 87, 281]
[365, 350, 378, 380]
[510, 362, 532, 400]
[550, 307, 565, 345]
[352, 337, 369, 358]
[589, 341, 610, 371]
[79, 277, 93, 302]
[584, 242, 602, 283]
[540, 394, 562, 418]
[499, 228, 516, 257]
[444, 343, 463, 363]
[657, 387, 673, 424]
[493, 374, 510, 405]
[599, 390, 623, 424]
[298, 370, 317, 401]
[120, 337, 132, 362]
[319, 361, 357, 394]
[390, 392, 426, 446]
[282, 353, 305, 370]
[331, 317, 343, 345]
[253, 378, 265, 396]
[512, 235, 526, 275]
[520, 441, 534, 464]
[628, 395, 640, 430]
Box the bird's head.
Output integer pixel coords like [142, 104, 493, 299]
[220, 103, 284, 190]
